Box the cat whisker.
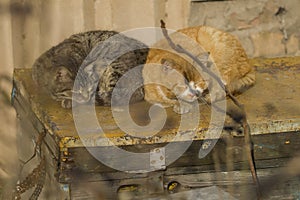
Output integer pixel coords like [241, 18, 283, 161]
[198, 97, 211, 124]
[56, 91, 73, 98]
[71, 90, 81, 94]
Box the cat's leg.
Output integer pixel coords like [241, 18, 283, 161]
[156, 94, 193, 114]
[49, 94, 72, 109]
[227, 70, 255, 95]
[151, 98, 190, 114]
[61, 99, 72, 109]
[173, 100, 194, 114]
[210, 78, 227, 102]
[144, 86, 188, 114]
[147, 94, 177, 109]
[52, 90, 73, 109]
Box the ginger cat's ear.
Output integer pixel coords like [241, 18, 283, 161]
[198, 52, 211, 68]
[198, 52, 210, 61]
[161, 58, 175, 73]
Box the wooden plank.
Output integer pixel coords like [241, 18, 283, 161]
[58, 156, 293, 183]
[55, 131, 299, 182]
[164, 168, 300, 200]
[68, 166, 300, 200]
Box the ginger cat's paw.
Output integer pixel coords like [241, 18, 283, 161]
[212, 88, 226, 102]
[173, 104, 190, 114]
[173, 101, 193, 114]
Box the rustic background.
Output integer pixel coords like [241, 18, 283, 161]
[0, 0, 300, 193]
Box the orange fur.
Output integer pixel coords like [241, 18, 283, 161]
[143, 26, 255, 113]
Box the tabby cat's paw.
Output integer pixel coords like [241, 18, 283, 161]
[61, 99, 72, 109]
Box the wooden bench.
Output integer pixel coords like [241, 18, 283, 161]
[12, 57, 300, 199]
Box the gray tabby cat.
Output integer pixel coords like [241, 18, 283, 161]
[32, 31, 148, 108]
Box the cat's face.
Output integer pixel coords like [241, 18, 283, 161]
[72, 64, 99, 104]
[50, 66, 98, 106]
[50, 67, 74, 101]
[160, 58, 199, 102]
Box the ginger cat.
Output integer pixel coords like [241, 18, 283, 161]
[143, 26, 255, 114]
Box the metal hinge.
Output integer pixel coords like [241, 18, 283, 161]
[150, 147, 166, 171]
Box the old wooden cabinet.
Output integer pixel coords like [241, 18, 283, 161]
[12, 57, 300, 199]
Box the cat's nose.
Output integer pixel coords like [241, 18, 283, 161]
[194, 90, 201, 97]
[188, 93, 195, 98]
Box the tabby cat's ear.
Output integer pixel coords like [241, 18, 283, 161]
[55, 67, 72, 82]
[161, 58, 175, 72]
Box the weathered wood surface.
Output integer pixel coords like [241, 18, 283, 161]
[57, 131, 299, 183]
[12, 57, 300, 148]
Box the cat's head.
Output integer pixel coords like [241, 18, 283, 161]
[72, 64, 99, 104]
[50, 67, 74, 100]
[159, 58, 200, 103]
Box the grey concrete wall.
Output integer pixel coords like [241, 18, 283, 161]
[189, 0, 300, 58]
